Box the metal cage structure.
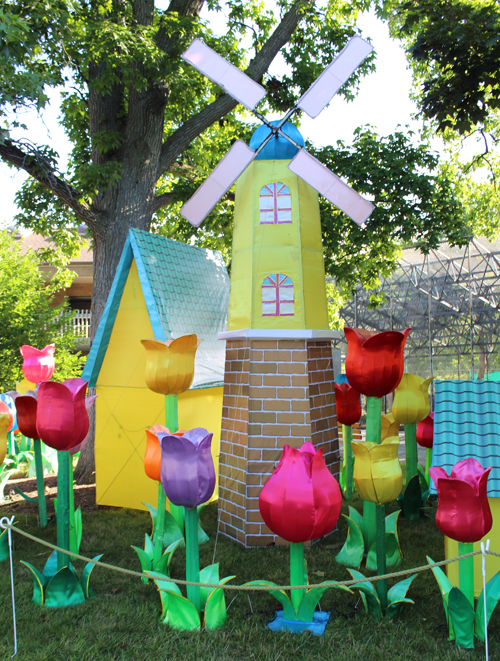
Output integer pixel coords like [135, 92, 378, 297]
[335, 238, 500, 381]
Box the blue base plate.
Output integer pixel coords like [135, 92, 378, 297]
[267, 610, 330, 635]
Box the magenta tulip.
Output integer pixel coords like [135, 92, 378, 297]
[20, 344, 55, 383]
[259, 442, 342, 543]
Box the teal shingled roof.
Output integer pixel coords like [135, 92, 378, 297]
[82, 228, 229, 389]
[432, 380, 500, 497]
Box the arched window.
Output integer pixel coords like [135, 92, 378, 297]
[262, 274, 294, 317]
[259, 183, 292, 224]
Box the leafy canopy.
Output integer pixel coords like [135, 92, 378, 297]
[0, 230, 86, 391]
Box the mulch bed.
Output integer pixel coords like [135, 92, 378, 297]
[0, 474, 98, 517]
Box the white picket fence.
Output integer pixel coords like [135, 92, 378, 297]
[72, 309, 91, 339]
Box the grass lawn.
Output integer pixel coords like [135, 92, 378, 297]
[0, 498, 498, 660]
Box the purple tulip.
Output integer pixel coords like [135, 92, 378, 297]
[160, 427, 216, 509]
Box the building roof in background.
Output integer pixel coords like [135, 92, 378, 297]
[82, 228, 230, 389]
[432, 379, 500, 497]
[13, 227, 93, 263]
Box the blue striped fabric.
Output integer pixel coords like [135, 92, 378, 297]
[432, 380, 500, 497]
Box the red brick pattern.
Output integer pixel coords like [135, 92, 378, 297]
[218, 338, 340, 547]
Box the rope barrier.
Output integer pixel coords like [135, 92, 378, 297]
[3, 521, 498, 592]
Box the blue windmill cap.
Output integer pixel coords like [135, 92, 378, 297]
[249, 121, 304, 160]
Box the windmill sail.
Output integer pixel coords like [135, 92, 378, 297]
[297, 35, 373, 119]
[288, 149, 374, 225]
[181, 39, 267, 111]
[181, 140, 256, 227]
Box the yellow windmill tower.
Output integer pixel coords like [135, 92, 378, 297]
[179, 37, 374, 545]
[228, 121, 329, 332]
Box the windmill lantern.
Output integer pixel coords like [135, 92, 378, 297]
[180, 36, 374, 547]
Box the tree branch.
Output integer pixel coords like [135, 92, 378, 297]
[158, 0, 310, 174]
[152, 191, 174, 212]
[0, 138, 102, 229]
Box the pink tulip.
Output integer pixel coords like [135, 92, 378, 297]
[20, 344, 55, 383]
[36, 378, 90, 451]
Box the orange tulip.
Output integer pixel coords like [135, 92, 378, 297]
[141, 335, 200, 395]
[144, 425, 185, 482]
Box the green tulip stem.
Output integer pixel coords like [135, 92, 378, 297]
[342, 424, 354, 500]
[425, 448, 433, 487]
[68, 455, 77, 553]
[184, 506, 200, 613]
[362, 397, 382, 551]
[56, 451, 70, 571]
[458, 541, 475, 607]
[153, 483, 166, 569]
[164, 394, 184, 536]
[376, 503, 388, 610]
[7, 431, 14, 455]
[290, 542, 306, 613]
[33, 439, 47, 527]
[404, 422, 418, 486]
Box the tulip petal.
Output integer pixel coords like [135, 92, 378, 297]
[161, 435, 198, 508]
[450, 458, 486, 489]
[429, 466, 448, 487]
[370, 438, 402, 504]
[183, 427, 210, 447]
[195, 433, 216, 504]
[145, 430, 162, 482]
[311, 450, 342, 539]
[351, 442, 378, 503]
[14, 396, 38, 439]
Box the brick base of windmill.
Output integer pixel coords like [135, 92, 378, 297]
[217, 332, 340, 547]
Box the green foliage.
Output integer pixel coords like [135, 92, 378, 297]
[388, 0, 500, 135]
[311, 127, 469, 298]
[0, 230, 85, 390]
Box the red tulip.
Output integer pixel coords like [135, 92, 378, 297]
[36, 378, 90, 451]
[9, 391, 38, 439]
[344, 327, 411, 398]
[20, 344, 55, 383]
[417, 412, 434, 449]
[334, 382, 362, 426]
[259, 442, 342, 543]
[429, 458, 492, 544]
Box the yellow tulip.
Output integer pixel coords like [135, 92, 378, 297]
[392, 373, 433, 425]
[0, 413, 9, 465]
[381, 413, 399, 440]
[141, 334, 201, 395]
[16, 378, 36, 395]
[351, 437, 403, 504]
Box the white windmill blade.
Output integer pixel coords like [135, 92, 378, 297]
[181, 39, 267, 111]
[297, 35, 373, 119]
[180, 140, 256, 227]
[288, 149, 374, 225]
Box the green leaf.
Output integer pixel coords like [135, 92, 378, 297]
[80, 554, 103, 599]
[143, 502, 157, 537]
[427, 555, 455, 641]
[335, 515, 364, 568]
[42, 550, 59, 582]
[144, 533, 154, 558]
[475, 570, 500, 642]
[200, 563, 220, 611]
[366, 533, 402, 571]
[163, 511, 184, 548]
[45, 567, 86, 607]
[297, 581, 352, 622]
[243, 580, 294, 619]
[346, 569, 382, 622]
[204, 587, 227, 630]
[417, 464, 429, 492]
[448, 587, 475, 649]
[20, 560, 46, 605]
[384, 510, 403, 565]
[385, 597, 415, 621]
[162, 590, 201, 631]
[145, 570, 182, 620]
[348, 505, 363, 530]
[131, 545, 152, 573]
[402, 475, 422, 521]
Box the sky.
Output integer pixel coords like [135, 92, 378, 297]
[0, 8, 421, 228]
